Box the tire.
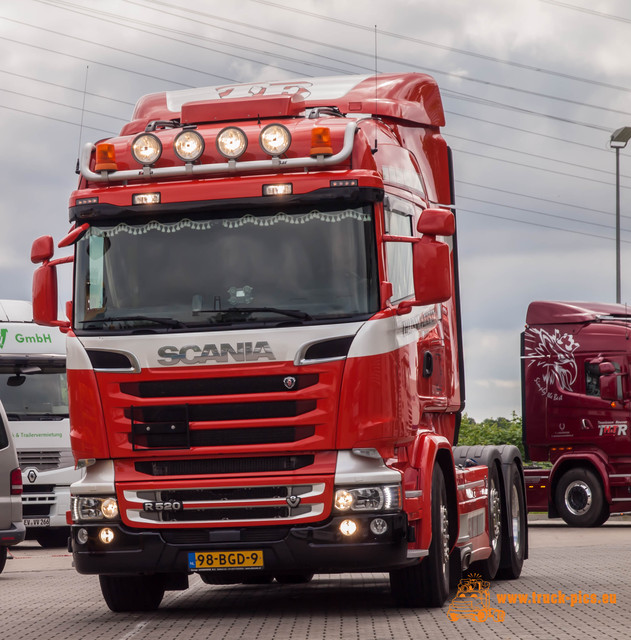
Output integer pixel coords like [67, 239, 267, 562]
[35, 528, 70, 549]
[555, 468, 608, 527]
[99, 575, 165, 612]
[390, 464, 450, 608]
[274, 573, 314, 584]
[468, 461, 502, 580]
[496, 463, 526, 579]
[0, 546, 7, 574]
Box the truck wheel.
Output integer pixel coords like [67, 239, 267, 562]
[99, 575, 165, 611]
[0, 546, 7, 574]
[555, 468, 608, 527]
[35, 528, 70, 548]
[389, 465, 450, 608]
[497, 463, 526, 579]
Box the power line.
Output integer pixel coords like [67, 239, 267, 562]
[0, 102, 115, 135]
[0, 35, 193, 88]
[0, 68, 135, 106]
[458, 206, 631, 244]
[539, 0, 631, 25]
[249, 0, 631, 95]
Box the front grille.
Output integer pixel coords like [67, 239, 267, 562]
[128, 401, 317, 423]
[18, 451, 62, 471]
[122, 480, 327, 526]
[122, 374, 318, 398]
[135, 455, 315, 476]
[131, 425, 315, 449]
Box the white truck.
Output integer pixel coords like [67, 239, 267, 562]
[0, 300, 80, 547]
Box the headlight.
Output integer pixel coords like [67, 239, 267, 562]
[131, 134, 162, 165]
[71, 496, 120, 522]
[216, 127, 247, 159]
[259, 123, 291, 156]
[333, 485, 401, 513]
[174, 130, 205, 162]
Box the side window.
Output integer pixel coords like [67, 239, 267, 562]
[0, 414, 8, 450]
[585, 362, 600, 396]
[384, 196, 414, 303]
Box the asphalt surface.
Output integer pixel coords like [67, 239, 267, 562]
[2, 518, 630, 639]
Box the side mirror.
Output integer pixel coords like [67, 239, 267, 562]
[31, 235, 54, 264]
[30, 236, 71, 329]
[398, 209, 455, 313]
[600, 374, 621, 403]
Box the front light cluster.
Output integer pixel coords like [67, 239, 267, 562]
[71, 496, 119, 522]
[130, 123, 292, 167]
[334, 485, 401, 513]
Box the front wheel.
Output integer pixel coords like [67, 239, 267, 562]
[390, 464, 450, 607]
[99, 575, 165, 612]
[555, 468, 609, 527]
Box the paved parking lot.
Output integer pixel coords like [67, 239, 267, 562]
[3, 518, 630, 640]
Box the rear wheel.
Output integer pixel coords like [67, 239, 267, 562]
[390, 464, 450, 607]
[0, 546, 7, 574]
[555, 468, 608, 527]
[99, 575, 165, 611]
[468, 461, 502, 580]
[497, 463, 526, 579]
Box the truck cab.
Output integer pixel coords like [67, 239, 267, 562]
[523, 300, 631, 526]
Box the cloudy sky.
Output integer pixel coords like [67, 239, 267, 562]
[0, 0, 630, 420]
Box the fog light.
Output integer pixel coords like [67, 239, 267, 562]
[339, 519, 357, 536]
[370, 518, 388, 535]
[99, 528, 115, 544]
[77, 528, 89, 545]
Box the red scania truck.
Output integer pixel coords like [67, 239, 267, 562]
[30, 73, 526, 611]
[523, 300, 631, 526]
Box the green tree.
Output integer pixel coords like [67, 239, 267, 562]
[457, 412, 526, 460]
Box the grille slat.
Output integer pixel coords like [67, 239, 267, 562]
[135, 455, 315, 476]
[18, 451, 62, 471]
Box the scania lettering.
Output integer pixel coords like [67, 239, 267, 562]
[31, 73, 527, 611]
[523, 301, 631, 526]
[0, 300, 81, 547]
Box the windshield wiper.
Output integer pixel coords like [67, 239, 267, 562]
[198, 307, 313, 322]
[82, 315, 188, 328]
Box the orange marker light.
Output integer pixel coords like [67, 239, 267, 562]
[95, 143, 117, 172]
[311, 127, 333, 156]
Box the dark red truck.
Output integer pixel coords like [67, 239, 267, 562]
[522, 300, 631, 526]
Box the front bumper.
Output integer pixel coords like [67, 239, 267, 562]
[71, 513, 411, 575]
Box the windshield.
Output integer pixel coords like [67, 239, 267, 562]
[0, 370, 68, 419]
[74, 204, 379, 331]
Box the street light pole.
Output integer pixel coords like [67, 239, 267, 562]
[610, 127, 631, 304]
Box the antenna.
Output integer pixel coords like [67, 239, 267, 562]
[77, 65, 89, 161]
[373, 25, 378, 153]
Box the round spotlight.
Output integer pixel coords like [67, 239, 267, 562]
[77, 528, 89, 545]
[174, 130, 205, 162]
[339, 519, 358, 537]
[101, 498, 119, 520]
[131, 134, 162, 166]
[99, 527, 115, 544]
[216, 127, 247, 159]
[260, 124, 291, 156]
[370, 518, 388, 535]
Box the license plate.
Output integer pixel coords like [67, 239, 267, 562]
[188, 550, 264, 571]
[24, 517, 50, 528]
